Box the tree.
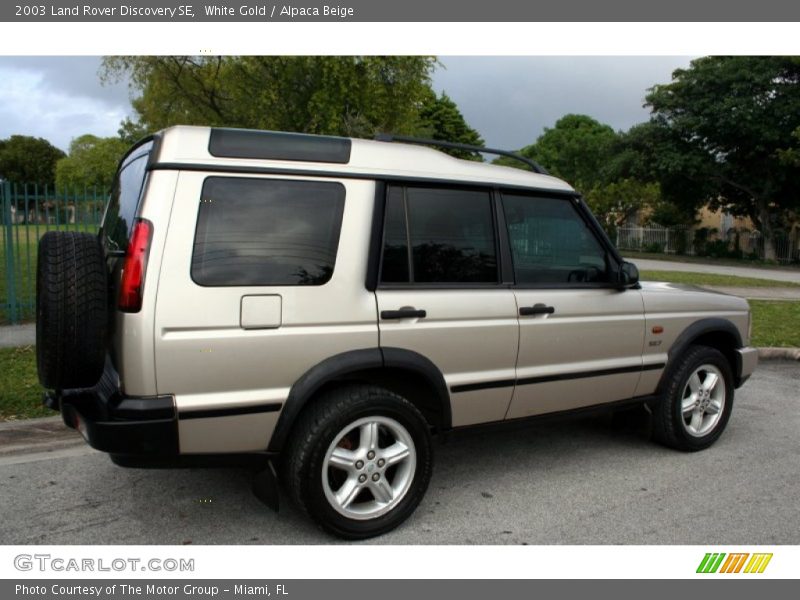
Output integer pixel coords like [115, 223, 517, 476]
[55, 135, 129, 191]
[493, 115, 664, 226]
[102, 56, 438, 139]
[0, 135, 65, 185]
[117, 118, 150, 146]
[604, 122, 707, 227]
[778, 126, 800, 167]
[585, 179, 662, 232]
[644, 56, 800, 260]
[417, 90, 485, 160]
[501, 115, 619, 191]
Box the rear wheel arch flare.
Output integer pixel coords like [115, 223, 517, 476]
[268, 348, 450, 453]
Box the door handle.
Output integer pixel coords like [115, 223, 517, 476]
[381, 308, 427, 320]
[519, 305, 555, 316]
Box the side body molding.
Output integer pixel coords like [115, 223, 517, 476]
[267, 347, 451, 452]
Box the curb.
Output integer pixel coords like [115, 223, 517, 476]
[0, 415, 61, 431]
[757, 347, 800, 361]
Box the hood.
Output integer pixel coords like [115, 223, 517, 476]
[638, 280, 751, 312]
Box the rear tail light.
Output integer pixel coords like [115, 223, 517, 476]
[118, 219, 153, 313]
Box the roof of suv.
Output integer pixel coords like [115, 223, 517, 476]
[153, 125, 575, 193]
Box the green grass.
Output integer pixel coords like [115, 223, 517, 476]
[1, 223, 99, 324]
[641, 270, 800, 288]
[749, 301, 800, 348]
[0, 346, 50, 420]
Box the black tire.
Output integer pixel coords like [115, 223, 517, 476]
[36, 231, 108, 390]
[282, 384, 433, 539]
[652, 345, 734, 451]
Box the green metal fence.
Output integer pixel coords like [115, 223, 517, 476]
[0, 181, 106, 324]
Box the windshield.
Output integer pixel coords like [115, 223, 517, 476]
[101, 141, 153, 253]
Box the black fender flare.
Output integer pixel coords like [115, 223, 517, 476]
[267, 347, 450, 452]
[656, 317, 744, 394]
[382, 346, 452, 430]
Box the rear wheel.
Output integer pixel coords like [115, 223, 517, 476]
[652, 345, 734, 451]
[36, 231, 108, 390]
[282, 385, 432, 539]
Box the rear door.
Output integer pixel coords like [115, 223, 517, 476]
[154, 172, 378, 453]
[375, 184, 519, 427]
[501, 192, 647, 419]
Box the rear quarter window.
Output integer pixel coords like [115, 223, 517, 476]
[102, 142, 152, 253]
[191, 177, 345, 286]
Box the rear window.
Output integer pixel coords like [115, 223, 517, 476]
[191, 177, 345, 286]
[102, 142, 152, 253]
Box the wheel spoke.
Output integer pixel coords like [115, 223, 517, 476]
[381, 441, 410, 466]
[687, 373, 702, 395]
[359, 422, 380, 452]
[681, 393, 697, 415]
[369, 478, 394, 504]
[329, 447, 357, 471]
[689, 409, 704, 432]
[706, 399, 722, 415]
[701, 372, 719, 394]
[335, 477, 362, 509]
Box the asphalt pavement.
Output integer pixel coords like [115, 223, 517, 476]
[1, 361, 798, 545]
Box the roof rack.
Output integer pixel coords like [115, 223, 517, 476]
[374, 134, 549, 175]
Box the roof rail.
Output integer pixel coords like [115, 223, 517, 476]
[374, 134, 549, 175]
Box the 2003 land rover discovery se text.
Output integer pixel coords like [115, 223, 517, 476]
[35, 126, 758, 539]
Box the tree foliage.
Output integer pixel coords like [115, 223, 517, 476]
[102, 56, 439, 139]
[417, 90, 485, 160]
[605, 122, 709, 226]
[55, 134, 129, 191]
[585, 179, 662, 230]
[514, 114, 619, 191]
[643, 56, 800, 258]
[0, 135, 65, 185]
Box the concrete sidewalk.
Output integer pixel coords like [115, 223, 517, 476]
[630, 257, 800, 284]
[0, 324, 34, 348]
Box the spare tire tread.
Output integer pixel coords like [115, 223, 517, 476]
[36, 231, 108, 390]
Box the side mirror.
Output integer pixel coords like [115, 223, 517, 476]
[619, 261, 640, 287]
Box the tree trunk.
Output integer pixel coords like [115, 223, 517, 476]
[754, 199, 777, 261]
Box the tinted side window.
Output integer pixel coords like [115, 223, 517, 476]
[502, 194, 610, 284]
[380, 186, 497, 284]
[192, 177, 345, 286]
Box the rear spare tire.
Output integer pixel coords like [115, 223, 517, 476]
[36, 231, 108, 389]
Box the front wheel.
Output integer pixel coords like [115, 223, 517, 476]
[282, 385, 432, 539]
[652, 345, 734, 451]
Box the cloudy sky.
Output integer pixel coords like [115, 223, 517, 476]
[0, 56, 693, 152]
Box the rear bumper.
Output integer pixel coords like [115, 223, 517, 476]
[735, 346, 759, 388]
[49, 360, 178, 456]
